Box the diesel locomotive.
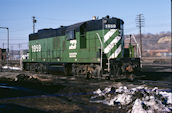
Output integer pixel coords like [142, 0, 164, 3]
[23, 16, 140, 79]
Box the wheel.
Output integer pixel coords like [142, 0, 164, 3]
[64, 64, 72, 76]
[127, 74, 135, 81]
[105, 76, 110, 80]
[86, 73, 91, 79]
[30, 63, 35, 72]
[39, 63, 48, 74]
[37, 63, 44, 73]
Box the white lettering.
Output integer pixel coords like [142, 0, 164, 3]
[69, 52, 77, 58]
[105, 24, 116, 29]
[69, 40, 77, 49]
[32, 44, 41, 52]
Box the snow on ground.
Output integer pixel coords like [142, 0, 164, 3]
[91, 86, 172, 113]
[2, 66, 22, 70]
[159, 91, 172, 104]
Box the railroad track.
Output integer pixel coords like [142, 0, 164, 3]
[1, 68, 172, 89]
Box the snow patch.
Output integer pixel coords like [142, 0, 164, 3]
[131, 99, 147, 113]
[160, 91, 172, 104]
[112, 93, 132, 105]
[2, 66, 22, 70]
[91, 86, 172, 113]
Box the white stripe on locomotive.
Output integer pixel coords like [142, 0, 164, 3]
[109, 45, 121, 59]
[104, 29, 117, 43]
[104, 36, 121, 54]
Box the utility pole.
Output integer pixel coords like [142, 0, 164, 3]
[32, 16, 37, 33]
[171, 0, 172, 62]
[171, 0, 172, 40]
[7, 28, 9, 60]
[136, 14, 144, 58]
[19, 43, 23, 69]
[18, 43, 21, 59]
[3, 43, 4, 49]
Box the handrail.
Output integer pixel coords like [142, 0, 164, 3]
[96, 33, 103, 70]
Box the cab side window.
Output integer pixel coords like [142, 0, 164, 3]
[66, 30, 75, 40]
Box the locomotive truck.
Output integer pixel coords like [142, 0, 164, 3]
[23, 16, 140, 79]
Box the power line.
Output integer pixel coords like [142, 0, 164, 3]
[171, 0, 172, 41]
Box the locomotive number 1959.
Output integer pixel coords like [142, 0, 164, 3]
[105, 24, 116, 29]
[32, 44, 41, 52]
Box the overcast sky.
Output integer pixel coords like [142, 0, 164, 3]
[0, 0, 171, 49]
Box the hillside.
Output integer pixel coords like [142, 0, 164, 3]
[125, 32, 171, 57]
[157, 36, 171, 44]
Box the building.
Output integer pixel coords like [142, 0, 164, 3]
[146, 49, 172, 57]
[0, 48, 6, 63]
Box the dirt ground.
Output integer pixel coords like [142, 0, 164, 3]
[0, 63, 171, 113]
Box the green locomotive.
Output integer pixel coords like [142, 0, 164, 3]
[23, 16, 140, 79]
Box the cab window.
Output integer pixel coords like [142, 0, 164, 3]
[66, 30, 75, 40]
